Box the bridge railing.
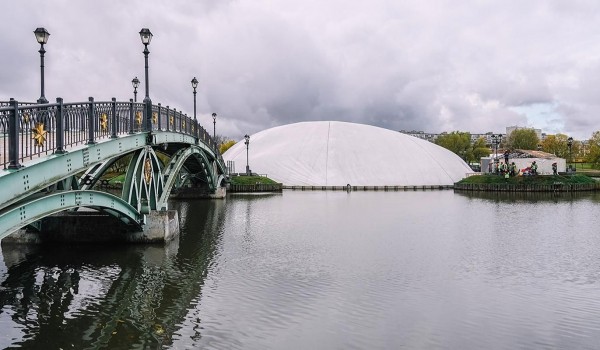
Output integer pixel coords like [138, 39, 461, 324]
[0, 101, 37, 108]
[0, 98, 221, 170]
[149, 104, 219, 153]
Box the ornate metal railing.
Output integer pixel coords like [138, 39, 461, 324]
[0, 101, 37, 108]
[0, 98, 220, 169]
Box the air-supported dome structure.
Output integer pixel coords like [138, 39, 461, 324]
[223, 121, 472, 186]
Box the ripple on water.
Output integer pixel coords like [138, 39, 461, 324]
[7, 192, 600, 349]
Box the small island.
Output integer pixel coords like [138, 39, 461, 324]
[454, 174, 600, 192]
[228, 175, 283, 193]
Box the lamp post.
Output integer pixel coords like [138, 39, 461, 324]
[490, 134, 501, 174]
[212, 113, 217, 140]
[131, 77, 140, 102]
[191, 77, 198, 140]
[567, 136, 573, 170]
[491, 134, 500, 158]
[244, 134, 250, 175]
[34, 27, 50, 104]
[139, 28, 153, 132]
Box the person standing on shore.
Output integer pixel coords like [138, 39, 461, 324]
[531, 161, 538, 175]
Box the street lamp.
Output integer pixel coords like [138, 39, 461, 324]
[191, 77, 198, 139]
[139, 28, 153, 132]
[131, 77, 140, 102]
[490, 134, 501, 174]
[491, 134, 500, 158]
[567, 136, 574, 170]
[34, 27, 50, 104]
[244, 134, 251, 175]
[212, 113, 217, 140]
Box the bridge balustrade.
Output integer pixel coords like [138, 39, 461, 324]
[0, 101, 37, 108]
[0, 98, 221, 170]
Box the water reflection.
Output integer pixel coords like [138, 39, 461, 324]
[3, 191, 600, 349]
[0, 199, 226, 349]
[455, 189, 600, 203]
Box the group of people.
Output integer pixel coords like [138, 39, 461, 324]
[488, 150, 543, 177]
[524, 161, 538, 176]
[492, 161, 519, 177]
[491, 160, 539, 177]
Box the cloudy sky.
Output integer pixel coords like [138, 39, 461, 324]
[2, 0, 600, 140]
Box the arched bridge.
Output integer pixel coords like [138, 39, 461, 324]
[0, 98, 227, 240]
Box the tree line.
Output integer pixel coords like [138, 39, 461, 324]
[218, 129, 600, 168]
[434, 129, 600, 168]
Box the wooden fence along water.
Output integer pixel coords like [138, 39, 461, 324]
[225, 183, 600, 193]
[228, 184, 283, 193]
[228, 184, 454, 193]
[453, 182, 600, 192]
[283, 185, 453, 191]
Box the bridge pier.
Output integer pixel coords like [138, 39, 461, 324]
[4, 210, 179, 244]
[127, 210, 179, 243]
[170, 186, 226, 200]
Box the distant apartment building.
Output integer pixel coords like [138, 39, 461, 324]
[505, 125, 545, 141]
[399, 130, 505, 146]
[473, 132, 505, 146]
[399, 130, 439, 142]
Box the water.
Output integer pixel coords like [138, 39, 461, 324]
[2, 191, 600, 349]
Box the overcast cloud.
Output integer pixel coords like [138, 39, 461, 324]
[3, 0, 600, 139]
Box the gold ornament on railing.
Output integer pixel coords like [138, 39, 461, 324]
[32, 122, 47, 146]
[135, 111, 142, 125]
[182, 120, 186, 129]
[144, 158, 152, 184]
[100, 113, 108, 131]
[169, 116, 174, 126]
[152, 112, 158, 124]
[23, 113, 30, 124]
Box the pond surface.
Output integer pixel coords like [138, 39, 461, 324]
[2, 190, 600, 349]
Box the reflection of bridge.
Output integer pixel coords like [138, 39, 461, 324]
[0, 98, 227, 240]
[0, 199, 226, 348]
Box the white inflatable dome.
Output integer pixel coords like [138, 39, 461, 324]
[223, 121, 472, 186]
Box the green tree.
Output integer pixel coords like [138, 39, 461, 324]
[541, 134, 569, 157]
[219, 140, 236, 154]
[506, 128, 539, 150]
[572, 140, 583, 162]
[569, 140, 581, 162]
[471, 137, 491, 162]
[542, 133, 581, 162]
[585, 131, 600, 168]
[435, 131, 472, 162]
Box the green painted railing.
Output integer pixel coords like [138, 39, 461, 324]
[0, 98, 221, 170]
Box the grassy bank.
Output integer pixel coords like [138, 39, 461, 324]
[457, 174, 596, 185]
[229, 175, 280, 185]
